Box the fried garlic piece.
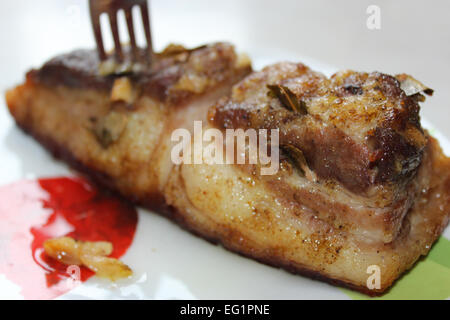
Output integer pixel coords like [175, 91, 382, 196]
[80, 255, 132, 281]
[82, 241, 113, 257]
[111, 77, 134, 105]
[43, 237, 132, 281]
[43, 237, 83, 265]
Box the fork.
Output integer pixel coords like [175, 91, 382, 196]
[89, 0, 153, 64]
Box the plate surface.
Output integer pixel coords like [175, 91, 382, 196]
[0, 51, 449, 300]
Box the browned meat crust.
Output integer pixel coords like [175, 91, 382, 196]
[30, 43, 250, 106]
[209, 63, 428, 195]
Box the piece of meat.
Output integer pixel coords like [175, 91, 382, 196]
[209, 62, 433, 243]
[7, 43, 252, 210]
[166, 132, 450, 294]
[5, 46, 450, 295]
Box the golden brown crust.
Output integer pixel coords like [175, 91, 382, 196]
[30, 43, 251, 106]
[209, 63, 428, 195]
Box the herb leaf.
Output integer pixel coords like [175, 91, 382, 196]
[396, 74, 434, 96]
[267, 84, 307, 115]
[282, 144, 308, 176]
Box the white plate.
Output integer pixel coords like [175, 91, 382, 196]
[0, 51, 449, 300]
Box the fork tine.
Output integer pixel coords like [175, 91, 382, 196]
[89, 0, 154, 65]
[108, 10, 124, 61]
[89, 6, 106, 61]
[124, 7, 138, 60]
[139, 1, 153, 63]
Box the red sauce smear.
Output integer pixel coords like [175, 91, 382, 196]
[0, 177, 138, 299]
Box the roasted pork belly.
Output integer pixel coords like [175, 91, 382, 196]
[209, 62, 433, 243]
[5, 45, 450, 294]
[7, 43, 252, 209]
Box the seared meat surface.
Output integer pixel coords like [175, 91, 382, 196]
[210, 62, 429, 196]
[5, 45, 450, 295]
[33, 43, 250, 106]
